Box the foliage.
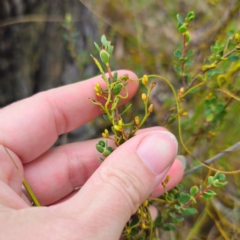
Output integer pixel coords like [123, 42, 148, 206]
[89, 16, 233, 236]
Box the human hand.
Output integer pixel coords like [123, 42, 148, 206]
[0, 70, 184, 240]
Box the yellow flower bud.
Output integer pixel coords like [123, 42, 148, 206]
[142, 75, 148, 86]
[114, 125, 122, 132]
[143, 200, 148, 207]
[181, 111, 188, 117]
[141, 222, 147, 229]
[148, 104, 154, 113]
[179, 87, 185, 93]
[134, 116, 140, 125]
[102, 133, 107, 138]
[142, 93, 147, 102]
[118, 119, 123, 126]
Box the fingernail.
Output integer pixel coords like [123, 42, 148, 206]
[177, 155, 186, 170]
[137, 131, 178, 176]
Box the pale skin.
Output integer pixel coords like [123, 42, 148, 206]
[0, 70, 184, 240]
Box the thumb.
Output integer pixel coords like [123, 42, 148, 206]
[60, 129, 178, 239]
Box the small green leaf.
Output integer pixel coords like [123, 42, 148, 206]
[174, 50, 182, 59]
[154, 214, 163, 227]
[179, 25, 187, 34]
[180, 207, 198, 216]
[100, 49, 110, 65]
[186, 50, 194, 58]
[102, 149, 111, 157]
[201, 190, 216, 199]
[228, 55, 240, 62]
[206, 113, 214, 122]
[213, 181, 228, 187]
[208, 176, 214, 186]
[190, 186, 199, 197]
[107, 146, 113, 153]
[217, 173, 226, 181]
[113, 84, 122, 95]
[169, 212, 184, 223]
[174, 204, 181, 211]
[179, 193, 191, 204]
[162, 224, 176, 231]
[187, 11, 195, 21]
[113, 72, 118, 81]
[98, 140, 105, 147]
[174, 65, 181, 74]
[213, 172, 225, 181]
[103, 114, 110, 121]
[177, 14, 183, 24]
[108, 45, 114, 55]
[96, 144, 104, 153]
[130, 228, 140, 236]
[185, 32, 190, 44]
[94, 42, 101, 52]
[185, 59, 194, 66]
[101, 35, 108, 47]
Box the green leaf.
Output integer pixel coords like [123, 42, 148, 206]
[101, 35, 108, 47]
[108, 45, 114, 55]
[154, 214, 163, 227]
[100, 49, 110, 65]
[113, 72, 118, 81]
[107, 146, 113, 153]
[179, 25, 187, 34]
[179, 193, 191, 204]
[174, 50, 182, 59]
[206, 113, 214, 122]
[177, 14, 183, 24]
[94, 42, 101, 52]
[103, 114, 110, 121]
[96, 144, 104, 153]
[228, 55, 240, 62]
[208, 176, 214, 186]
[113, 84, 122, 95]
[162, 224, 176, 231]
[217, 173, 226, 181]
[180, 207, 198, 216]
[187, 11, 195, 21]
[213, 181, 228, 187]
[185, 32, 191, 44]
[201, 190, 216, 199]
[186, 50, 194, 58]
[168, 212, 184, 223]
[98, 140, 105, 147]
[174, 204, 181, 211]
[190, 186, 199, 197]
[185, 59, 194, 66]
[130, 228, 140, 236]
[174, 65, 181, 74]
[213, 172, 225, 181]
[102, 149, 111, 157]
[129, 214, 139, 227]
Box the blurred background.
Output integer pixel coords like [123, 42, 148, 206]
[1, 0, 240, 239]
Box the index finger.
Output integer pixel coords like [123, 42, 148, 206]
[0, 70, 138, 163]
